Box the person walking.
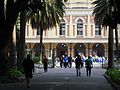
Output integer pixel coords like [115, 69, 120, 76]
[63, 54, 68, 68]
[60, 55, 64, 68]
[75, 55, 83, 76]
[42, 55, 48, 72]
[23, 54, 34, 88]
[68, 54, 72, 68]
[85, 56, 93, 76]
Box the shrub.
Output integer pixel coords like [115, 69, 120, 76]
[105, 69, 120, 85]
[7, 68, 22, 80]
[0, 68, 22, 83]
[32, 56, 40, 63]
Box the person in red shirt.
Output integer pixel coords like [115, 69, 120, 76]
[42, 55, 48, 72]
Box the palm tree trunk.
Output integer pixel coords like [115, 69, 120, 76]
[39, 27, 43, 60]
[0, 46, 8, 76]
[17, 11, 26, 69]
[107, 26, 114, 69]
[0, 24, 16, 76]
[115, 26, 119, 59]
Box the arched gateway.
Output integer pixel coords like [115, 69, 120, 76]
[56, 43, 68, 58]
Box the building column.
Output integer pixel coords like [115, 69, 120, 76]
[86, 43, 93, 56]
[68, 43, 72, 55]
[87, 15, 91, 36]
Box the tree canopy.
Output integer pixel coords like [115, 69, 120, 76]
[0, 0, 68, 76]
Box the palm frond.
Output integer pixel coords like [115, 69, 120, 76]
[27, 0, 66, 30]
[92, 0, 117, 28]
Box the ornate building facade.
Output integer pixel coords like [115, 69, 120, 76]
[25, 0, 119, 59]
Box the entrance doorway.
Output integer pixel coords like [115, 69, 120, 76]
[33, 43, 45, 57]
[92, 43, 105, 57]
[56, 43, 68, 58]
[74, 43, 86, 57]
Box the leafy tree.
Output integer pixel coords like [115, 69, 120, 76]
[92, 0, 118, 69]
[27, 0, 67, 60]
[0, 0, 67, 77]
[0, 0, 28, 77]
[114, 0, 120, 59]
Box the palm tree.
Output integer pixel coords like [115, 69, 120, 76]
[92, 0, 118, 69]
[0, 0, 65, 77]
[27, 0, 67, 60]
[114, 0, 120, 59]
[16, 11, 26, 70]
[0, 0, 37, 76]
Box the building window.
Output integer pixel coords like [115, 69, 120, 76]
[59, 19, 65, 35]
[37, 27, 41, 35]
[26, 25, 29, 36]
[95, 23, 101, 35]
[77, 19, 83, 35]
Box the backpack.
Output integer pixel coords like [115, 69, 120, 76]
[85, 59, 92, 67]
[63, 56, 68, 63]
[75, 58, 83, 67]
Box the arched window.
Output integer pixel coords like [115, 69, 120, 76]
[95, 23, 101, 35]
[59, 19, 65, 35]
[37, 27, 41, 35]
[77, 19, 83, 35]
[92, 43, 104, 57]
[74, 43, 86, 57]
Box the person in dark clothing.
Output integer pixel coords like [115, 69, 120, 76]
[23, 54, 34, 88]
[75, 55, 83, 76]
[42, 55, 48, 72]
[60, 55, 64, 68]
[68, 54, 72, 68]
[85, 56, 93, 76]
[63, 55, 68, 68]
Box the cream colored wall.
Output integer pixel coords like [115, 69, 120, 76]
[87, 15, 91, 37]
[25, 0, 108, 39]
[25, 15, 108, 42]
[69, 15, 73, 36]
[24, 0, 116, 58]
[66, 0, 93, 8]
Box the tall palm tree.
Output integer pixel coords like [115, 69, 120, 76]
[27, 0, 67, 60]
[17, 11, 26, 70]
[15, 0, 67, 69]
[0, 0, 68, 76]
[114, 0, 120, 59]
[92, 0, 118, 69]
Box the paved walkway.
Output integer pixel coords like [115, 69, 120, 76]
[0, 66, 114, 90]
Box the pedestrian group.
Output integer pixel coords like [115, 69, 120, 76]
[22, 54, 93, 88]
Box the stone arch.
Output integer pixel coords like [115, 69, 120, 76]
[33, 43, 45, 57]
[74, 43, 86, 57]
[92, 43, 105, 57]
[24, 44, 27, 49]
[75, 17, 85, 23]
[56, 43, 68, 58]
[60, 17, 68, 23]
